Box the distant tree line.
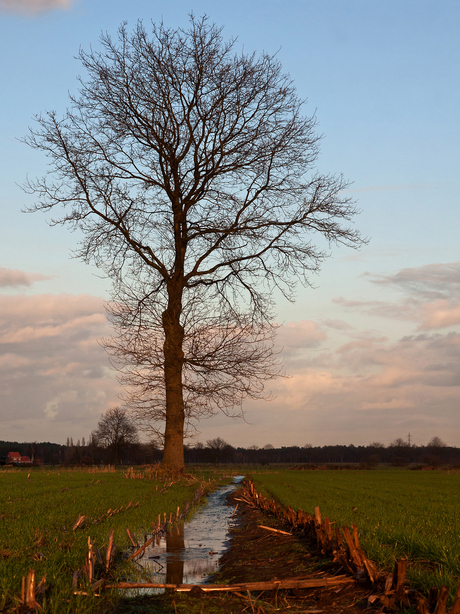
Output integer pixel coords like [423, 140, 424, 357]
[184, 436, 460, 467]
[1, 433, 458, 468]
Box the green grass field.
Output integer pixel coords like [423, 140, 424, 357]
[252, 468, 460, 600]
[0, 466, 227, 613]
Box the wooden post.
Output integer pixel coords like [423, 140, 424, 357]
[415, 595, 430, 614]
[394, 558, 407, 602]
[106, 529, 114, 571]
[434, 586, 449, 614]
[87, 536, 94, 583]
[25, 569, 36, 607]
[314, 506, 321, 527]
[21, 576, 25, 604]
[126, 528, 138, 548]
[341, 526, 362, 568]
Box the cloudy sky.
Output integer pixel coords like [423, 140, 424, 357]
[1, 0, 459, 448]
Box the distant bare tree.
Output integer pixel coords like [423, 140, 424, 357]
[206, 437, 231, 465]
[426, 436, 447, 448]
[390, 438, 408, 448]
[24, 16, 366, 470]
[92, 406, 138, 465]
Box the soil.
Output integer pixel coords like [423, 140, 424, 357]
[113, 488, 378, 614]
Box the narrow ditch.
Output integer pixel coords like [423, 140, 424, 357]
[131, 475, 244, 590]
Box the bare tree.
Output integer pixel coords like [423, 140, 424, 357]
[426, 436, 447, 448]
[24, 17, 366, 470]
[92, 406, 138, 465]
[206, 437, 231, 465]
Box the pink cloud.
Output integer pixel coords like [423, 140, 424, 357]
[276, 320, 327, 354]
[335, 262, 460, 331]
[0, 267, 50, 288]
[419, 299, 460, 330]
[249, 329, 460, 445]
[0, 293, 121, 443]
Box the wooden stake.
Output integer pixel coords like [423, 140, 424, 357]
[87, 536, 94, 583]
[25, 569, 36, 607]
[314, 506, 321, 527]
[415, 595, 430, 614]
[106, 529, 114, 571]
[351, 524, 359, 548]
[21, 576, 26, 604]
[127, 535, 155, 561]
[126, 528, 138, 548]
[394, 558, 407, 601]
[434, 586, 449, 614]
[341, 526, 362, 568]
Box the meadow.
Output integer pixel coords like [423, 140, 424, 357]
[252, 469, 460, 600]
[0, 466, 228, 613]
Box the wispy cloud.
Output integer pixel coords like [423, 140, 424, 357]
[0, 267, 50, 288]
[276, 320, 327, 355]
[365, 262, 460, 301]
[0, 0, 73, 15]
[334, 262, 460, 330]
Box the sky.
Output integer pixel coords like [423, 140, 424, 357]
[0, 0, 459, 449]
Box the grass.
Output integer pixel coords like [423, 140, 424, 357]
[0, 465, 229, 613]
[252, 468, 460, 601]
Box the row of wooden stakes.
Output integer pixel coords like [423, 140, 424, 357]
[243, 479, 460, 614]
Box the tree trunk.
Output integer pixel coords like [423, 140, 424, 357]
[161, 304, 186, 470]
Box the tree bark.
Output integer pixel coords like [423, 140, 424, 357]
[161, 300, 186, 470]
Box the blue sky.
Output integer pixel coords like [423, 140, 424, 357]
[0, 0, 459, 448]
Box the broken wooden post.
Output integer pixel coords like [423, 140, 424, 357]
[126, 528, 138, 548]
[433, 586, 449, 614]
[25, 569, 36, 607]
[105, 529, 114, 571]
[394, 558, 408, 602]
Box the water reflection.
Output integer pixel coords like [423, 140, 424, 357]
[165, 525, 184, 585]
[134, 476, 243, 590]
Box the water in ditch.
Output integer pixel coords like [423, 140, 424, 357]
[131, 475, 244, 590]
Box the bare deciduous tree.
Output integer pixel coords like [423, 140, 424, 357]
[206, 437, 231, 465]
[24, 16, 366, 470]
[426, 436, 447, 448]
[92, 406, 138, 465]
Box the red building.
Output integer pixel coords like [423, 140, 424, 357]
[6, 452, 31, 465]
